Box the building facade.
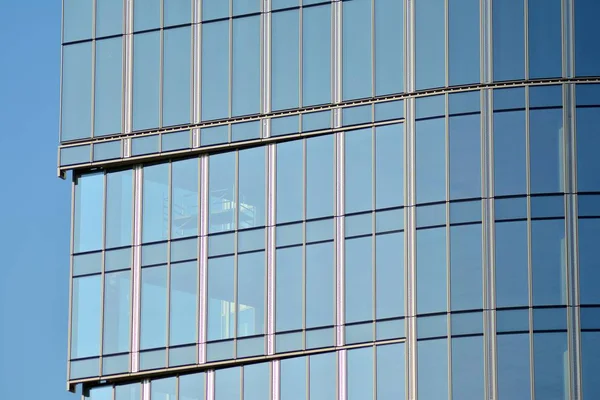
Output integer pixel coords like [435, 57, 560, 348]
[59, 0, 600, 399]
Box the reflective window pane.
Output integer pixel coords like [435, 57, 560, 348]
[142, 163, 169, 243]
[452, 336, 484, 400]
[493, 0, 524, 81]
[95, 37, 122, 136]
[310, 353, 336, 400]
[346, 129, 373, 213]
[215, 367, 240, 400]
[495, 221, 529, 308]
[528, 0, 562, 78]
[416, 118, 445, 204]
[418, 339, 448, 400]
[377, 343, 405, 400]
[115, 384, 141, 400]
[449, 114, 481, 200]
[151, 377, 176, 400]
[272, 10, 299, 111]
[375, 0, 403, 95]
[133, 32, 160, 131]
[209, 152, 235, 233]
[576, 108, 600, 192]
[62, 43, 92, 141]
[238, 251, 265, 336]
[494, 111, 526, 196]
[233, 16, 260, 116]
[417, 227, 446, 315]
[376, 232, 404, 319]
[238, 147, 266, 228]
[303, 4, 331, 106]
[497, 334, 531, 400]
[171, 159, 199, 239]
[71, 275, 101, 358]
[579, 219, 600, 304]
[531, 219, 566, 306]
[179, 372, 206, 400]
[134, 0, 160, 31]
[163, 27, 191, 126]
[530, 109, 564, 194]
[415, 0, 445, 90]
[203, 0, 228, 20]
[164, 0, 192, 26]
[74, 173, 104, 253]
[106, 170, 132, 248]
[582, 332, 600, 399]
[376, 124, 404, 209]
[306, 242, 334, 328]
[276, 140, 303, 223]
[207, 256, 235, 341]
[343, 0, 372, 100]
[306, 135, 334, 219]
[170, 261, 197, 346]
[244, 363, 269, 399]
[281, 356, 306, 400]
[202, 21, 229, 121]
[103, 271, 131, 354]
[346, 236, 373, 323]
[63, 0, 92, 41]
[450, 224, 482, 311]
[575, 0, 600, 77]
[96, 0, 124, 37]
[276, 246, 303, 332]
[533, 333, 568, 400]
[141, 266, 167, 349]
[448, 0, 480, 86]
[348, 347, 373, 400]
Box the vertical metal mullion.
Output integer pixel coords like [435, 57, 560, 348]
[229, 12, 233, 119]
[484, 0, 492, 84]
[91, 39, 97, 139]
[372, 126, 377, 339]
[445, 94, 452, 400]
[371, 0, 375, 99]
[234, 151, 240, 351]
[444, 0, 449, 88]
[165, 165, 173, 367]
[524, 0, 529, 80]
[334, 0, 342, 105]
[272, 360, 280, 400]
[124, 0, 134, 135]
[338, 349, 347, 400]
[335, 129, 345, 347]
[159, 28, 165, 130]
[131, 165, 143, 373]
[66, 178, 76, 388]
[240, 365, 245, 400]
[207, 370, 215, 400]
[142, 380, 151, 400]
[199, 155, 209, 364]
[267, 144, 276, 355]
[194, 0, 202, 125]
[299, 5, 304, 108]
[99, 172, 108, 373]
[564, 0, 574, 78]
[263, 0, 271, 115]
[302, 139, 308, 347]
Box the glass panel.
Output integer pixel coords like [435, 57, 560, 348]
[276, 246, 303, 332]
[207, 256, 235, 340]
[418, 314, 447, 339]
[103, 271, 131, 354]
[498, 334, 531, 400]
[215, 367, 240, 400]
[345, 129, 372, 213]
[452, 336, 484, 399]
[232, 16, 260, 116]
[375, 100, 404, 121]
[273, 0, 298, 9]
[74, 173, 104, 253]
[345, 237, 373, 323]
[73, 252, 102, 276]
[276, 140, 303, 223]
[448, 0, 480, 86]
[272, 115, 299, 136]
[202, 21, 229, 121]
[281, 356, 306, 400]
[141, 266, 167, 349]
[307, 219, 334, 242]
[415, 0, 445, 90]
[416, 118, 446, 204]
[244, 363, 269, 399]
[96, 0, 124, 36]
[418, 339, 448, 400]
[343, 105, 371, 126]
[106, 170, 132, 248]
[576, 108, 600, 191]
[203, 0, 229, 20]
[376, 232, 404, 319]
[61, 43, 92, 141]
[375, 209, 404, 233]
[417, 95, 445, 119]
[133, 31, 160, 131]
[303, 4, 331, 106]
[61, 145, 90, 166]
[347, 347, 373, 400]
[170, 261, 197, 345]
[237, 251, 265, 336]
[163, 27, 191, 126]
[530, 109, 564, 194]
[142, 163, 169, 242]
[450, 224, 482, 311]
[343, 0, 372, 100]
[451, 311, 483, 335]
[450, 200, 481, 224]
[115, 383, 141, 400]
[142, 242, 168, 266]
[164, 0, 192, 26]
[449, 91, 480, 115]
[272, 10, 299, 111]
[89, 386, 112, 400]
[201, 125, 228, 146]
[180, 372, 206, 400]
[131, 135, 159, 156]
[579, 219, 600, 304]
[276, 224, 302, 247]
[134, 0, 160, 31]
[306, 135, 334, 219]
[497, 309, 529, 333]
[533, 333, 568, 400]
[302, 110, 331, 131]
[63, 0, 92, 41]
[582, 332, 600, 399]
[494, 111, 527, 196]
[95, 37, 122, 136]
[306, 242, 334, 328]
[575, 0, 600, 77]
[94, 141, 121, 161]
[530, 85, 563, 108]
[238, 147, 266, 228]
[171, 159, 198, 238]
[495, 221, 529, 308]
[310, 353, 336, 400]
[495, 197, 527, 221]
[417, 227, 446, 315]
[531, 219, 566, 306]
[494, 87, 526, 110]
[209, 152, 235, 233]
[345, 213, 372, 238]
[71, 275, 101, 358]
[528, 0, 562, 78]
[162, 130, 191, 152]
[493, 0, 524, 81]
[377, 343, 405, 400]
[449, 114, 481, 200]
[169, 345, 196, 367]
[376, 124, 404, 209]
[375, 0, 403, 95]
[233, 0, 260, 16]
[531, 196, 564, 218]
[151, 377, 177, 400]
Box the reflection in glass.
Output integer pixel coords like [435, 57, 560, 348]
[417, 227, 446, 315]
[143, 163, 169, 242]
[62, 43, 92, 141]
[306, 135, 334, 219]
[207, 256, 235, 340]
[494, 111, 526, 196]
[452, 336, 484, 399]
[244, 363, 269, 399]
[303, 4, 331, 106]
[115, 384, 141, 400]
[233, 16, 260, 116]
[103, 271, 131, 354]
[163, 27, 191, 126]
[346, 236, 373, 323]
[531, 219, 566, 306]
[415, 0, 445, 90]
[276, 246, 303, 332]
[376, 124, 404, 209]
[171, 159, 198, 238]
[106, 170, 132, 248]
[202, 21, 229, 121]
[95, 38, 122, 136]
[346, 129, 372, 213]
[71, 275, 101, 358]
[495, 221, 529, 308]
[170, 261, 197, 346]
[497, 334, 531, 400]
[281, 356, 306, 400]
[215, 367, 240, 400]
[530, 109, 564, 194]
[343, 0, 372, 100]
[450, 224, 482, 311]
[151, 377, 176, 400]
[141, 266, 167, 349]
[493, 0, 524, 81]
[448, 0, 480, 86]
[276, 140, 303, 223]
[209, 152, 235, 233]
[74, 173, 104, 253]
[306, 242, 334, 328]
[133, 32, 160, 131]
[375, 0, 403, 95]
[449, 114, 481, 200]
[416, 118, 446, 204]
[238, 147, 266, 228]
[533, 332, 568, 400]
[179, 372, 205, 400]
[237, 251, 265, 336]
[528, 0, 562, 78]
[376, 232, 404, 319]
[272, 10, 299, 111]
[418, 339, 448, 400]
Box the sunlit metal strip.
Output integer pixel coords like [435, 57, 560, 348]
[338, 349, 347, 400]
[199, 155, 209, 364]
[131, 165, 143, 373]
[272, 359, 280, 400]
[335, 108, 345, 347]
[267, 143, 276, 355]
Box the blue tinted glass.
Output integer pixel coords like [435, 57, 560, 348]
[450, 224, 482, 311]
[375, 0, 403, 95]
[106, 170, 132, 248]
[70, 359, 99, 379]
[495, 221, 529, 307]
[209, 152, 235, 233]
[96, 0, 124, 37]
[416, 95, 445, 119]
[171, 238, 198, 261]
[61, 145, 91, 166]
[73, 252, 102, 276]
[449, 200, 481, 224]
[494, 111, 526, 196]
[418, 339, 448, 400]
[208, 233, 233, 257]
[346, 237, 373, 323]
[376, 232, 404, 319]
[162, 130, 191, 152]
[95, 38, 122, 136]
[276, 140, 303, 223]
[238, 147, 266, 228]
[133, 32, 160, 131]
[271, 115, 299, 136]
[302, 110, 331, 131]
[273, 0, 298, 9]
[233, 16, 260, 116]
[530, 195, 564, 219]
[495, 197, 527, 220]
[272, 10, 299, 111]
[115, 384, 141, 400]
[163, 27, 191, 126]
[94, 141, 121, 161]
[343, 105, 371, 126]
[448, 0, 480, 86]
[102, 271, 131, 354]
[582, 332, 600, 398]
[417, 204, 446, 228]
[343, 0, 372, 100]
[578, 195, 600, 216]
[140, 266, 167, 349]
[276, 224, 302, 247]
[89, 386, 112, 400]
[142, 242, 168, 266]
[164, 0, 192, 26]
[375, 100, 404, 121]
[497, 334, 531, 400]
[142, 163, 169, 242]
[171, 159, 198, 238]
[307, 218, 334, 242]
[63, 0, 92, 41]
[310, 353, 336, 400]
[201, 125, 228, 146]
[134, 0, 160, 31]
[346, 129, 373, 213]
[494, 87, 526, 110]
[449, 114, 481, 200]
[530, 85, 563, 108]
[215, 367, 240, 400]
[575, 0, 600, 77]
[576, 108, 600, 191]
[376, 319, 404, 341]
[152, 378, 176, 400]
[376, 124, 404, 209]
[377, 343, 405, 400]
[493, 0, 524, 81]
[417, 227, 446, 315]
[238, 252, 265, 336]
[578, 219, 600, 304]
[71, 275, 101, 358]
[416, 118, 446, 204]
[576, 84, 600, 106]
[281, 357, 306, 400]
[533, 308, 567, 331]
[179, 373, 205, 400]
[203, 0, 229, 20]
[348, 347, 373, 400]
[207, 256, 234, 340]
[416, 0, 445, 90]
[233, 0, 260, 15]
[132, 135, 159, 156]
[345, 213, 372, 238]
[202, 21, 229, 121]
[74, 173, 104, 253]
[232, 121, 260, 142]
[530, 109, 564, 194]
[452, 336, 484, 399]
[62, 43, 92, 141]
[534, 333, 568, 400]
[528, 0, 562, 78]
[451, 312, 483, 335]
[449, 91, 480, 115]
[497, 309, 529, 333]
[531, 219, 566, 306]
[418, 315, 447, 339]
[244, 363, 269, 399]
[306, 135, 334, 218]
[276, 246, 303, 332]
[306, 327, 334, 349]
[303, 4, 331, 106]
[306, 242, 334, 328]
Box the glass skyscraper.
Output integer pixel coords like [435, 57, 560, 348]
[59, 0, 600, 399]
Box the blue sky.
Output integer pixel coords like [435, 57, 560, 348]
[0, 1, 76, 399]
